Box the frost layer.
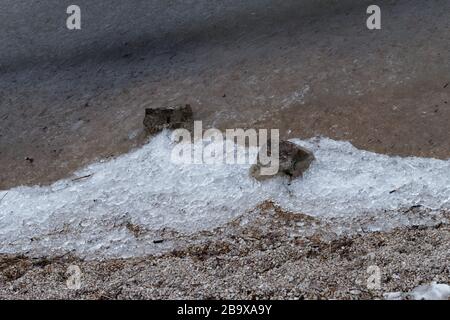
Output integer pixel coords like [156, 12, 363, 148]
[0, 131, 449, 258]
[385, 282, 450, 300]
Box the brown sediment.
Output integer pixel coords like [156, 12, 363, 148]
[1, 0, 449, 189]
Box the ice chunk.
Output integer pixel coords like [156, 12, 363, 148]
[385, 282, 450, 300]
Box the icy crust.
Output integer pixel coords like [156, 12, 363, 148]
[0, 131, 450, 258]
[385, 282, 450, 300]
[283, 137, 450, 216]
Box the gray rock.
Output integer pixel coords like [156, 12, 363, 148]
[143, 104, 193, 134]
[250, 140, 315, 180]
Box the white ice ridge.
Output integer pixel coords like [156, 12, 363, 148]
[0, 131, 449, 258]
[384, 282, 450, 300]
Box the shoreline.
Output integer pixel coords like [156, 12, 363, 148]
[1, 203, 448, 299]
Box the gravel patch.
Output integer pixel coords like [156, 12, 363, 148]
[1, 202, 448, 299]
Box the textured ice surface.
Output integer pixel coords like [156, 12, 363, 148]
[1, 131, 449, 258]
[283, 137, 450, 215]
[385, 282, 450, 300]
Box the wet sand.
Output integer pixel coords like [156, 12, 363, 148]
[1, 0, 449, 189]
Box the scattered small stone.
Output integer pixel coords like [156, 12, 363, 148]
[126, 222, 143, 238]
[143, 104, 193, 135]
[25, 157, 34, 164]
[350, 289, 361, 295]
[250, 140, 315, 181]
